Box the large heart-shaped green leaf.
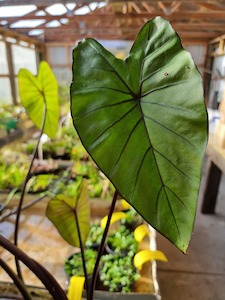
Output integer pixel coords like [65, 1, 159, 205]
[70, 17, 208, 252]
[46, 181, 90, 247]
[18, 61, 59, 138]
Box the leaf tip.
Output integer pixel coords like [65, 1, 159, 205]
[177, 242, 188, 254]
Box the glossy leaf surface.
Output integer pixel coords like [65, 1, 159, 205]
[71, 17, 208, 252]
[18, 61, 59, 138]
[46, 181, 90, 247]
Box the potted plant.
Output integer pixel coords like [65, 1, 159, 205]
[0, 60, 62, 299]
[85, 222, 104, 250]
[99, 254, 140, 293]
[106, 225, 138, 257]
[0, 16, 207, 300]
[64, 248, 98, 278]
[46, 16, 207, 300]
[120, 208, 143, 231]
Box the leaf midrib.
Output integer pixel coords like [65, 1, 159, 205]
[137, 36, 181, 239]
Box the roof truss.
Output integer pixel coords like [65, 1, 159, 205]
[1, 1, 225, 44]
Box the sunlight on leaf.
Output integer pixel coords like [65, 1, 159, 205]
[18, 61, 59, 138]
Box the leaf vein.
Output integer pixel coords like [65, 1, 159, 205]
[143, 114, 199, 152]
[166, 186, 191, 215]
[75, 98, 135, 120]
[77, 86, 132, 96]
[131, 147, 152, 199]
[141, 80, 189, 98]
[89, 43, 135, 96]
[109, 118, 142, 177]
[154, 148, 191, 180]
[164, 189, 181, 240]
[90, 103, 138, 147]
[141, 101, 199, 116]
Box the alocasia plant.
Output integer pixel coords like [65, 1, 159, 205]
[0, 17, 208, 300]
[18, 61, 59, 138]
[46, 181, 90, 247]
[13, 61, 60, 279]
[70, 16, 208, 253]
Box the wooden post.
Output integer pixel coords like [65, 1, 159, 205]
[5, 41, 17, 105]
[201, 159, 222, 214]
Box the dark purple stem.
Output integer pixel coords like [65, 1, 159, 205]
[14, 102, 47, 280]
[88, 190, 118, 300]
[0, 234, 67, 300]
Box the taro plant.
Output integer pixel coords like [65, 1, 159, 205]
[14, 61, 59, 276]
[0, 61, 62, 299]
[70, 16, 207, 252]
[49, 16, 207, 300]
[68, 15, 208, 299]
[0, 16, 207, 300]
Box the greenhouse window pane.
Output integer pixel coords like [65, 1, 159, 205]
[48, 46, 67, 65]
[0, 41, 9, 74]
[0, 78, 12, 104]
[12, 44, 37, 75]
[52, 67, 72, 85]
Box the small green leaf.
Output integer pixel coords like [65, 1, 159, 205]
[46, 181, 90, 247]
[18, 61, 59, 138]
[70, 17, 208, 252]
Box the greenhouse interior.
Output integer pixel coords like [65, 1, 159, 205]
[0, 1, 225, 300]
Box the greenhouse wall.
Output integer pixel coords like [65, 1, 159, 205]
[0, 33, 206, 106]
[46, 44, 74, 86]
[46, 42, 206, 88]
[0, 28, 45, 105]
[185, 44, 207, 75]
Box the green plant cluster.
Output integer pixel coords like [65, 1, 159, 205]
[50, 176, 82, 198]
[0, 105, 23, 120]
[120, 208, 143, 230]
[64, 222, 140, 293]
[27, 174, 57, 193]
[0, 164, 26, 190]
[23, 125, 84, 160]
[0, 149, 59, 192]
[107, 225, 138, 257]
[64, 248, 97, 277]
[100, 254, 140, 293]
[85, 222, 104, 248]
[0, 150, 29, 190]
[21, 121, 114, 199]
[0, 105, 29, 131]
[71, 161, 114, 199]
[52, 160, 114, 199]
[0, 109, 12, 119]
[42, 139, 73, 159]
